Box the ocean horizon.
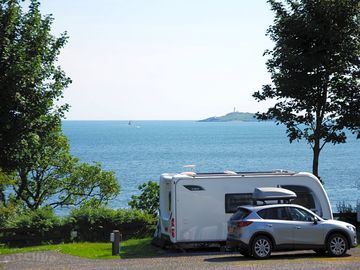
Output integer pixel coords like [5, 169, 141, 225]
[62, 120, 360, 211]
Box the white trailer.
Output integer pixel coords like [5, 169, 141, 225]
[155, 170, 332, 246]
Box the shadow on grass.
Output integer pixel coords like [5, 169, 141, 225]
[120, 239, 166, 259]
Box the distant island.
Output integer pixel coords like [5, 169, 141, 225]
[198, 112, 258, 122]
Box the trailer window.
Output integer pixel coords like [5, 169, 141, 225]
[225, 193, 253, 213]
[281, 185, 315, 209]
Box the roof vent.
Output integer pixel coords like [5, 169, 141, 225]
[183, 164, 196, 170]
[273, 169, 295, 174]
[180, 171, 197, 177]
[224, 170, 237, 175]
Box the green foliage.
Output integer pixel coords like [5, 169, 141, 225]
[0, 1, 120, 209]
[336, 201, 355, 214]
[336, 201, 358, 226]
[68, 205, 157, 241]
[0, 0, 71, 173]
[0, 206, 70, 246]
[7, 130, 120, 209]
[0, 202, 18, 227]
[128, 181, 159, 217]
[0, 169, 15, 205]
[253, 0, 360, 178]
[0, 205, 156, 246]
[5, 207, 61, 231]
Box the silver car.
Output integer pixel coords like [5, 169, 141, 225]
[227, 204, 358, 259]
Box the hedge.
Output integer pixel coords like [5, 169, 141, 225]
[0, 206, 156, 247]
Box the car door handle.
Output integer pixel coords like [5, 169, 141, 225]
[266, 224, 273, 228]
[296, 226, 301, 229]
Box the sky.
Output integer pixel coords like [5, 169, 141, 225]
[38, 0, 275, 120]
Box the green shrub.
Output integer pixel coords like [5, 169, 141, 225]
[67, 205, 156, 242]
[336, 201, 358, 227]
[0, 204, 157, 246]
[0, 207, 70, 247]
[0, 203, 19, 228]
[128, 181, 159, 217]
[6, 207, 61, 231]
[336, 201, 355, 214]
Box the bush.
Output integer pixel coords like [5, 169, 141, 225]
[335, 201, 358, 227]
[0, 205, 157, 247]
[0, 203, 19, 228]
[6, 207, 61, 231]
[0, 207, 71, 247]
[128, 181, 159, 217]
[67, 205, 157, 242]
[336, 201, 354, 214]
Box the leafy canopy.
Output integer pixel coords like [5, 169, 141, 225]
[0, 0, 120, 209]
[253, 0, 360, 177]
[128, 181, 159, 217]
[0, 0, 71, 172]
[11, 129, 120, 209]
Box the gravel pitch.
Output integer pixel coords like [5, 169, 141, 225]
[0, 248, 359, 270]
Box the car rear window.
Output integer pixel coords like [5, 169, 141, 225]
[257, 207, 290, 220]
[230, 208, 251, 220]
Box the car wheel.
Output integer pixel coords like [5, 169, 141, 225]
[251, 235, 272, 259]
[327, 234, 348, 257]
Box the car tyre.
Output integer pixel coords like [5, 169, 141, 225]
[327, 234, 348, 257]
[251, 235, 272, 259]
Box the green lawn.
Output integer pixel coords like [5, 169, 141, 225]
[0, 238, 164, 259]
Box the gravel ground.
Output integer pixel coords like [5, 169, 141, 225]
[0, 248, 359, 270]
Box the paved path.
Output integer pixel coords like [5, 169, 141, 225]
[0, 249, 359, 270]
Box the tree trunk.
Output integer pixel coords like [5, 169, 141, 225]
[16, 169, 28, 200]
[312, 138, 322, 184]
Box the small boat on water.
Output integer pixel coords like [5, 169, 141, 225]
[128, 121, 140, 128]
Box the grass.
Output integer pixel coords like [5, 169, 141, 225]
[120, 238, 165, 258]
[0, 238, 164, 259]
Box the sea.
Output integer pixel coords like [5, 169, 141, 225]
[62, 121, 360, 212]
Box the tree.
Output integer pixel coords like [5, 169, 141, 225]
[0, 0, 70, 172]
[11, 129, 120, 209]
[0, 0, 120, 209]
[0, 169, 14, 203]
[253, 0, 360, 180]
[128, 181, 159, 217]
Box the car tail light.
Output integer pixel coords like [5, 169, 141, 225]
[237, 221, 253, 227]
